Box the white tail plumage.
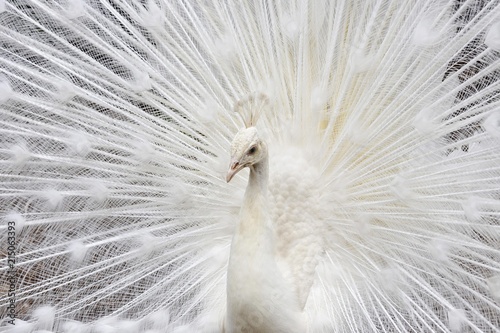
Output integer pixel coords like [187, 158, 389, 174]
[1, 0, 500, 332]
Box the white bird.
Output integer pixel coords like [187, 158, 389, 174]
[0, 1, 500, 333]
[225, 98, 308, 333]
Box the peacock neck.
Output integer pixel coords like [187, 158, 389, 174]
[247, 155, 269, 196]
[226, 150, 286, 331]
[238, 151, 270, 233]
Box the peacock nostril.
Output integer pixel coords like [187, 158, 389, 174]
[226, 161, 242, 182]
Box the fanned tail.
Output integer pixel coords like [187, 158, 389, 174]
[0, 1, 499, 332]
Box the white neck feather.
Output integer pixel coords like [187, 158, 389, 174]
[225, 149, 305, 332]
[242, 154, 269, 214]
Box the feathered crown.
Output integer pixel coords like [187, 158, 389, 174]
[233, 92, 270, 128]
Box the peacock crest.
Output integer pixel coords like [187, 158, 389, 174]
[233, 93, 270, 128]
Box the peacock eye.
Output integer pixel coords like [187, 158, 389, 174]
[248, 146, 257, 154]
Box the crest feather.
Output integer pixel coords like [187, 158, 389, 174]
[234, 93, 270, 128]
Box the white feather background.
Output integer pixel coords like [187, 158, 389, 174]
[0, 0, 499, 332]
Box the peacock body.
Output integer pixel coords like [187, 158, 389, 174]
[1, 0, 500, 332]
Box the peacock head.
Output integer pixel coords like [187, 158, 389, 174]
[226, 127, 267, 182]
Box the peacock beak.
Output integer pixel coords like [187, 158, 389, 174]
[226, 160, 243, 183]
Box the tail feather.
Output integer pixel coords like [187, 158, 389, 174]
[1, 0, 500, 332]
